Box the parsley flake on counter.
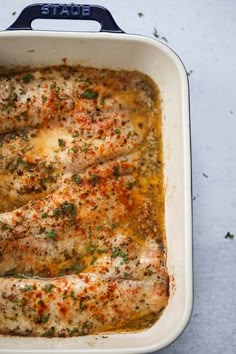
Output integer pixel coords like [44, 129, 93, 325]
[187, 70, 194, 77]
[224, 232, 234, 240]
[153, 27, 159, 38]
[138, 12, 144, 17]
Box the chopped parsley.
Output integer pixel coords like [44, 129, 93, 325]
[70, 291, 78, 301]
[111, 223, 117, 230]
[42, 327, 55, 337]
[81, 90, 98, 99]
[19, 88, 26, 95]
[53, 201, 77, 219]
[111, 247, 129, 263]
[100, 96, 105, 105]
[71, 146, 79, 154]
[115, 128, 121, 134]
[89, 174, 100, 186]
[70, 327, 78, 335]
[146, 269, 154, 276]
[72, 130, 80, 137]
[128, 181, 136, 190]
[58, 138, 66, 148]
[41, 95, 47, 103]
[71, 173, 82, 185]
[38, 314, 50, 323]
[153, 27, 159, 38]
[87, 244, 96, 253]
[224, 232, 234, 240]
[47, 229, 57, 239]
[138, 12, 144, 17]
[22, 134, 29, 142]
[22, 73, 34, 83]
[187, 70, 194, 77]
[44, 284, 55, 292]
[113, 165, 120, 179]
[41, 212, 48, 218]
[22, 285, 34, 292]
[96, 225, 103, 231]
[79, 299, 86, 312]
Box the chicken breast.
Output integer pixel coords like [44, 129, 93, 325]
[0, 273, 169, 336]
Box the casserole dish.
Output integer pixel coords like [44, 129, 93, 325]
[0, 3, 192, 353]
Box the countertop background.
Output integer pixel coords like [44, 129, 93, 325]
[0, 1, 235, 353]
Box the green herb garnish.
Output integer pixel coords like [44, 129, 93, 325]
[47, 229, 57, 239]
[128, 181, 136, 190]
[44, 284, 55, 292]
[42, 327, 55, 337]
[38, 314, 50, 323]
[53, 201, 77, 219]
[153, 27, 159, 38]
[42, 95, 47, 103]
[22, 285, 34, 292]
[113, 165, 120, 179]
[225, 232, 234, 240]
[89, 174, 100, 187]
[19, 88, 26, 95]
[58, 138, 66, 148]
[79, 299, 86, 312]
[71, 174, 82, 185]
[22, 73, 34, 83]
[111, 247, 129, 264]
[70, 291, 78, 301]
[81, 90, 98, 100]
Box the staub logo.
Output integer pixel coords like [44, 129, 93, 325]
[41, 4, 91, 17]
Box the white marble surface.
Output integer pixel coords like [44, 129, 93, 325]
[0, 0, 235, 353]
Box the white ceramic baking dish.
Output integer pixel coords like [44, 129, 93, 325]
[0, 3, 192, 353]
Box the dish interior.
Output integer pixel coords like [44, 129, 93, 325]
[0, 31, 192, 353]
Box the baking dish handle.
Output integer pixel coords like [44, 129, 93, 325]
[7, 3, 124, 33]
